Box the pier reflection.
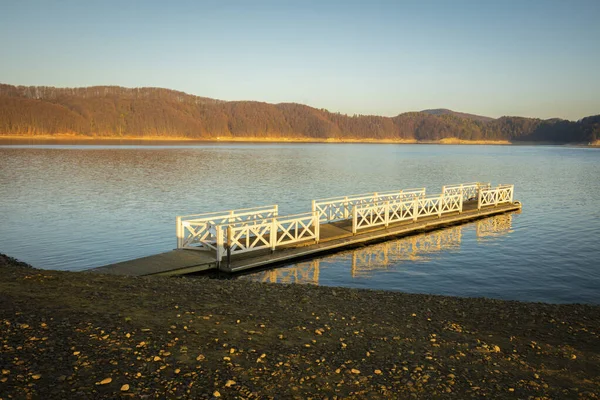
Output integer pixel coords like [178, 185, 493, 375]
[350, 224, 463, 278]
[475, 213, 514, 240]
[239, 213, 515, 285]
[255, 259, 321, 285]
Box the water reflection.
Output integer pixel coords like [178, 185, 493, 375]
[254, 260, 321, 285]
[476, 213, 515, 240]
[239, 213, 515, 285]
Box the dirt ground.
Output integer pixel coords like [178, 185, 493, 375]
[0, 254, 599, 399]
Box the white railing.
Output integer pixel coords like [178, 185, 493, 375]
[478, 184, 514, 209]
[312, 188, 426, 223]
[176, 205, 278, 250]
[176, 182, 517, 264]
[352, 194, 463, 234]
[442, 182, 491, 201]
[215, 211, 320, 262]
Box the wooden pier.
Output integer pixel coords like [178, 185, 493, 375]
[92, 182, 521, 277]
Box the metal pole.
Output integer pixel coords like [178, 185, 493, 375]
[226, 226, 232, 270]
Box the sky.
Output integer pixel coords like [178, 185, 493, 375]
[1, 0, 599, 120]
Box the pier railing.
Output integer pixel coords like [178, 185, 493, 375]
[352, 193, 463, 233]
[312, 188, 426, 223]
[215, 211, 319, 261]
[176, 205, 278, 250]
[478, 184, 514, 209]
[175, 182, 517, 265]
[442, 182, 491, 200]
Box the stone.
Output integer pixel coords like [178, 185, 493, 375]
[213, 390, 221, 397]
[121, 384, 130, 391]
[351, 369, 360, 374]
[32, 374, 41, 380]
[225, 380, 236, 387]
[374, 370, 382, 375]
[99, 377, 112, 385]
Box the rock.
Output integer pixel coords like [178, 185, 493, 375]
[121, 384, 130, 391]
[493, 345, 501, 352]
[571, 354, 577, 360]
[32, 374, 41, 380]
[153, 356, 161, 362]
[213, 390, 221, 397]
[225, 380, 236, 387]
[196, 354, 205, 361]
[175, 369, 181, 374]
[374, 369, 382, 375]
[99, 377, 112, 385]
[351, 369, 360, 374]
[73, 351, 80, 356]
[1, 370, 9, 375]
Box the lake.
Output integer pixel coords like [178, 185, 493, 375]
[1, 143, 599, 304]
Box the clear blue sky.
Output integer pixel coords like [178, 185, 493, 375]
[1, 0, 599, 120]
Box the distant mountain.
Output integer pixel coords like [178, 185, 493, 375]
[421, 108, 494, 123]
[0, 84, 598, 143]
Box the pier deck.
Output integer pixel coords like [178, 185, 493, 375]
[92, 199, 521, 276]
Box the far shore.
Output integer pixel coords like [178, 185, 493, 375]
[1, 134, 596, 147]
[0, 133, 557, 146]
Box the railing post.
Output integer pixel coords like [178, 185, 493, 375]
[274, 204, 279, 217]
[510, 186, 514, 203]
[216, 226, 224, 264]
[270, 217, 277, 252]
[384, 201, 390, 227]
[413, 198, 418, 221]
[313, 211, 320, 244]
[438, 194, 443, 218]
[343, 196, 349, 219]
[176, 217, 183, 248]
[495, 189, 499, 206]
[226, 226, 232, 269]
[352, 207, 358, 234]
[459, 194, 463, 214]
[478, 189, 482, 210]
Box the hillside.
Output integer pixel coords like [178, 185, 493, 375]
[0, 84, 598, 143]
[420, 109, 494, 123]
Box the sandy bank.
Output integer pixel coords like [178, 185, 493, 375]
[0, 254, 599, 398]
[0, 134, 513, 145]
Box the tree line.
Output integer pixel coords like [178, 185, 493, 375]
[0, 84, 598, 142]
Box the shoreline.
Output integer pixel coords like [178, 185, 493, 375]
[1, 253, 599, 398]
[1, 134, 596, 147]
[0, 134, 554, 146]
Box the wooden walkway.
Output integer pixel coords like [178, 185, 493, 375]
[92, 200, 521, 276]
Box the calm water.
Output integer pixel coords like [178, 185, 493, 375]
[1, 144, 599, 304]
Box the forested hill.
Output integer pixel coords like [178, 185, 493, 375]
[1, 84, 598, 143]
